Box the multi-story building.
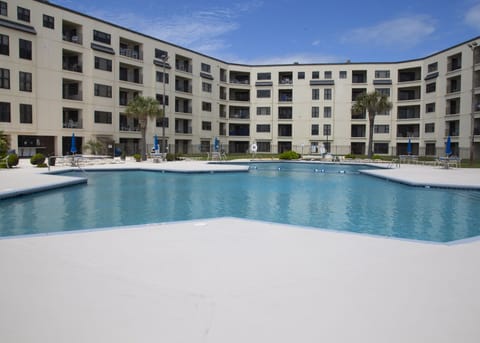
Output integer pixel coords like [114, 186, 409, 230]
[1, 0, 479, 158]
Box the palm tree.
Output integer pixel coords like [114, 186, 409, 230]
[0, 130, 9, 157]
[125, 96, 163, 160]
[351, 91, 392, 158]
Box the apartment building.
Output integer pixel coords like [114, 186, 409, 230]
[0, 0, 479, 158]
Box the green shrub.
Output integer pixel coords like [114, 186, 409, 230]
[133, 153, 141, 162]
[372, 154, 382, 160]
[166, 153, 175, 161]
[30, 153, 46, 166]
[279, 150, 300, 160]
[7, 153, 19, 167]
[344, 154, 355, 159]
[37, 163, 48, 168]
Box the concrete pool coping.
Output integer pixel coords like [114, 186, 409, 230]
[1, 160, 480, 342]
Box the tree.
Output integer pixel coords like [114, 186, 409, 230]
[0, 130, 9, 157]
[351, 91, 392, 158]
[125, 96, 163, 161]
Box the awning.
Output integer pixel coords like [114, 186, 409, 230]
[91, 43, 115, 55]
[0, 18, 36, 34]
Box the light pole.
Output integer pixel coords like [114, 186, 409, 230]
[161, 53, 169, 160]
[468, 41, 478, 165]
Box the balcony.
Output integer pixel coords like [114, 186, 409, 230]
[229, 123, 250, 136]
[278, 124, 292, 137]
[62, 108, 82, 129]
[397, 124, 420, 138]
[229, 106, 250, 119]
[447, 53, 462, 72]
[279, 71, 293, 85]
[62, 50, 82, 73]
[229, 89, 250, 102]
[446, 97, 461, 115]
[62, 20, 82, 45]
[279, 89, 292, 102]
[119, 38, 142, 60]
[352, 88, 366, 101]
[175, 76, 193, 93]
[351, 110, 366, 120]
[398, 67, 421, 82]
[446, 76, 461, 93]
[398, 86, 421, 101]
[220, 87, 227, 100]
[278, 107, 292, 120]
[62, 79, 82, 101]
[219, 104, 227, 118]
[119, 63, 143, 84]
[397, 105, 420, 119]
[351, 124, 366, 138]
[175, 55, 193, 73]
[230, 71, 250, 85]
[119, 88, 140, 106]
[175, 97, 192, 114]
[119, 114, 140, 132]
[175, 119, 192, 134]
[352, 70, 367, 83]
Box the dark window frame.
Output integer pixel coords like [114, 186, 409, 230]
[19, 71, 32, 92]
[94, 83, 112, 98]
[0, 33, 8, 56]
[19, 39, 32, 60]
[43, 14, 55, 29]
[0, 68, 10, 89]
[94, 110, 112, 124]
[93, 30, 111, 45]
[0, 101, 11, 122]
[94, 56, 112, 72]
[17, 6, 30, 22]
[19, 103, 33, 123]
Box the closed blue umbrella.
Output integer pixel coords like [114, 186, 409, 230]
[154, 134, 159, 153]
[214, 137, 219, 152]
[407, 138, 412, 155]
[70, 133, 77, 154]
[446, 136, 452, 156]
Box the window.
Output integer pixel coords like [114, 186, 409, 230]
[202, 102, 212, 112]
[426, 82, 436, 93]
[257, 107, 270, 115]
[0, 1, 7, 16]
[375, 70, 390, 78]
[0, 102, 10, 122]
[156, 94, 169, 106]
[17, 6, 30, 22]
[311, 124, 319, 135]
[324, 71, 332, 79]
[19, 71, 32, 92]
[324, 88, 332, 100]
[311, 106, 319, 118]
[202, 82, 211, 93]
[155, 48, 168, 59]
[0, 68, 10, 89]
[94, 110, 112, 124]
[374, 124, 389, 134]
[201, 63, 211, 73]
[94, 57, 112, 71]
[426, 102, 436, 113]
[298, 71, 305, 79]
[425, 123, 435, 133]
[312, 89, 319, 100]
[43, 14, 55, 29]
[156, 71, 169, 83]
[374, 143, 389, 154]
[324, 106, 332, 118]
[19, 104, 32, 123]
[339, 71, 347, 79]
[19, 39, 32, 60]
[202, 121, 212, 130]
[93, 30, 111, 45]
[323, 124, 331, 136]
[0, 34, 8, 55]
[94, 84, 112, 98]
[257, 72, 271, 80]
[428, 62, 438, 73]
[257, 89, 271, 98]
[312, 71, 319, 79]
[257, 124, 270, 132]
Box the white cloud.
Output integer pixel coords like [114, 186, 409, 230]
[342, 15, 436, 48]
[85, 2, 262, 56]
[465, 3, 480, 30]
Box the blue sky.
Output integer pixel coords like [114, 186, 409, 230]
[51, 0, 480, 64]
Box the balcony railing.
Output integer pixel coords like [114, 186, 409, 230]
[229, 112, 250, 119]
[175, 127, 193, 134]
[63, 63, 82, 73]
[63, 33, 82, 44]
[63, 92, 82, 101]
[176, 63, 193, 73]
[63, 119, 83, 128]
[119, 125, 140, 132]
[119, 48, 142, 60]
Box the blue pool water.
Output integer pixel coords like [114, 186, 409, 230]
[1, 162, 480, 242]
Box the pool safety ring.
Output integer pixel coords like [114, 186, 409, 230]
[251, 143, 257, 153]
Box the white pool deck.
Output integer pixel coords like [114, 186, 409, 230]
[1, 160, 480, 343]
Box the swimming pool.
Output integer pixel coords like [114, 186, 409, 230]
[1, 162, 479, 242]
